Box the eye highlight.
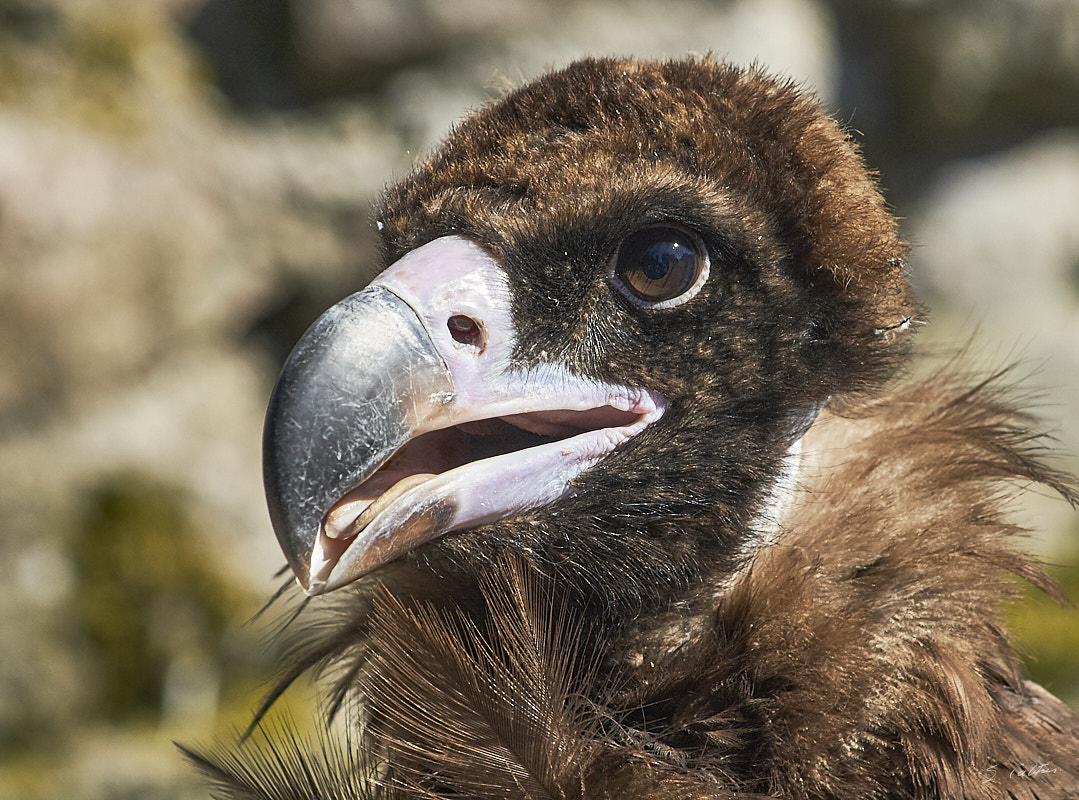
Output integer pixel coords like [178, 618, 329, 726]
[610, 224, 710, 309]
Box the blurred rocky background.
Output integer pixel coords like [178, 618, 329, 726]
[1, 0, 1077, 796]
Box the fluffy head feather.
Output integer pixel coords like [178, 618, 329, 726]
[382, 57, 914, 392]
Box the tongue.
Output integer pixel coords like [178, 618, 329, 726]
[324, 473, 436, 540]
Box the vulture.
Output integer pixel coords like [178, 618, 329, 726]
[187, 57, 1079, 799]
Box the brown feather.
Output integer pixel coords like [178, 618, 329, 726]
[598, 365, 1079, 797]
[361, 560, 785, 800]
[180, 716, 380, 800]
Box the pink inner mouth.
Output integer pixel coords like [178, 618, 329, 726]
[322, 405, 642, 541]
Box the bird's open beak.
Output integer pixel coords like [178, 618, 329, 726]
[263, 236, 665, 595]
[262, 283, 455, 593]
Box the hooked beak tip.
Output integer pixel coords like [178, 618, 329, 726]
[300, 530, 353, 595]
[262, 283, 456, 594]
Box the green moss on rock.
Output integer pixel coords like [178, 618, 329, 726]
[72, 475, 253, 724]
[1005, 539, 1079, 709]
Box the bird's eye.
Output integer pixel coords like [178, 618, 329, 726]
[611, 224, 709, 309]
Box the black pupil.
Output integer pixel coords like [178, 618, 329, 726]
[642, 240, 690, 280]
[617, 226, 701, 302]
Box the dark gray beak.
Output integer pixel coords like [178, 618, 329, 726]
[263, 286, 453, 592]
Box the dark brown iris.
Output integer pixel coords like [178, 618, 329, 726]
[613, 224, 708, 305]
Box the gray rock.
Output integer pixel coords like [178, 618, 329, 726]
[910, 131, 1079, 543]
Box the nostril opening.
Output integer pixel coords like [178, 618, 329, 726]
[447, 314, 485, 351]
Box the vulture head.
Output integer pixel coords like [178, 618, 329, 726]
[266, 58, 914, 614]
[194, 57, 1079, 799]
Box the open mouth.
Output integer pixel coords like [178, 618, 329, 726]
[310, 401, 661, 589]
[262, 234, 668, 595]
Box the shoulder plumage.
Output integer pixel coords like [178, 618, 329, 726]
[628, 365, 1079, 797]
